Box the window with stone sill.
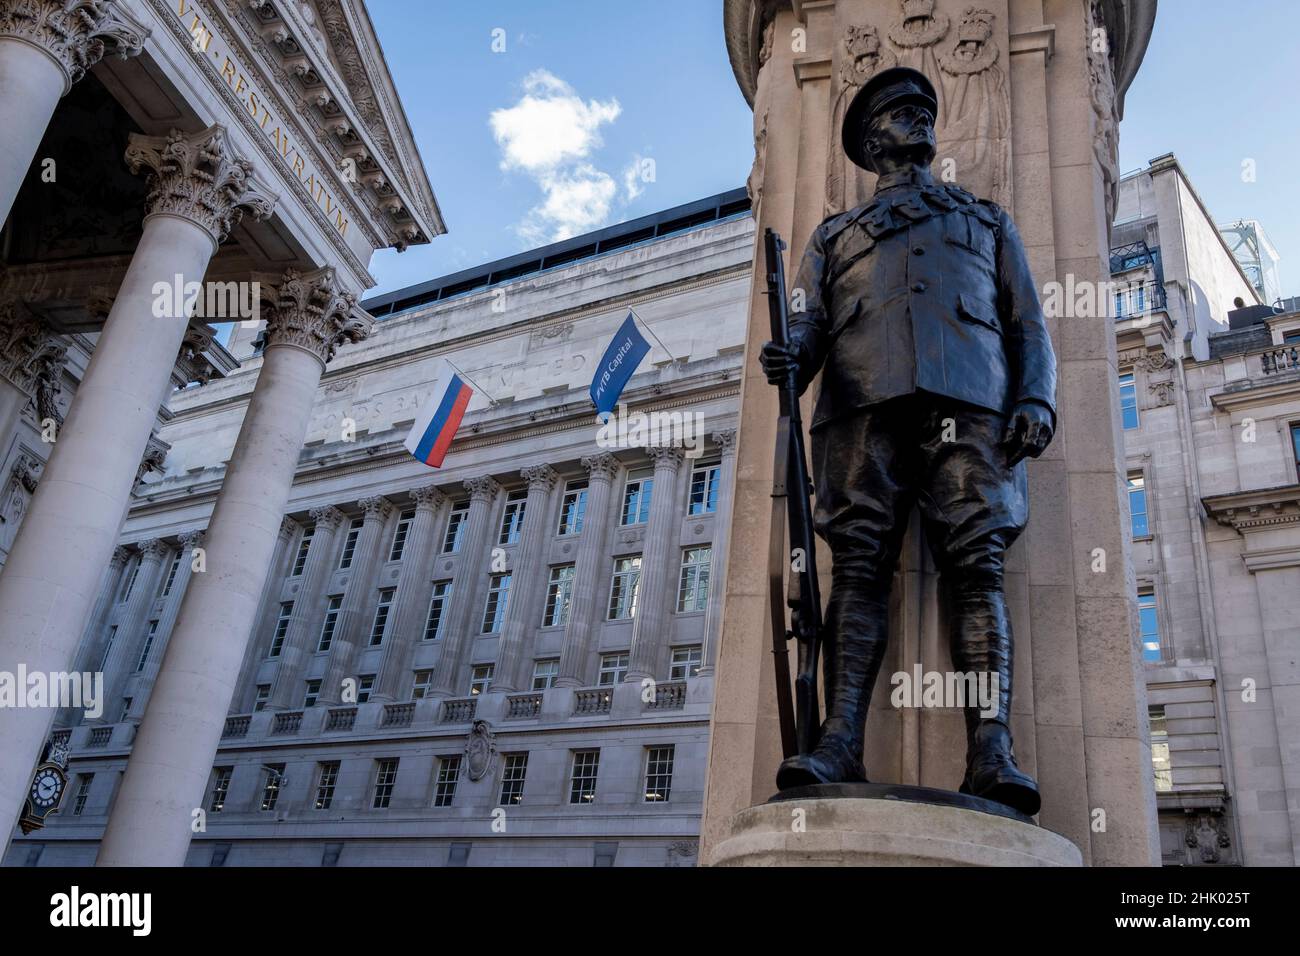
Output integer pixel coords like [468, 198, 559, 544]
[254, 684, 270, 712]
[644, 745, 675, 803]
[269, 602, 293, 657]
[598, 653, 629, 687]
[291, 526, 315, 575]
[558, 480, 588, 536]
[389, 509, 416, 562]
[369, 588, 396, 646]
[687, 462, 721, 516]
[372, 758, 399, 809]
[1138, 586, 1161, 663]
[569, 750, 600, 804]
[499, 753, 528, 806]
[411, 669, 433, 700]
[470, 664, 494, 697]
[1291, 422, 1300, 474]
[433, 755, 461, 807]
[442, 505, 468, 554]
[532, 658, 559, 690]
[424, 581, 451, 640]
[318, 595, 342, 652]
[72, 774, 93, 816]
[482, 574, 511, 633]
[315, 761, 340, 810]
[208, 767, 232, 813]
[498, 490, 528, 546]
[161, 551, 182, 597]
[543, 565, 575, 627]
[1149, 706, 1173, 792]
[670, 645, 703, 681]
[621, 476, 653, 525]
[676, 547, 712, 612]
[608, 556, 641, 620]
[260, 764, 285, 811]
[135, 621, 158, 672]
[1119, 371, 1139, 430]
[1127, 472, 1150, 538]
[357, 675, 375, 703]
[338, 517, 364, 570]
[303, 679, 321, 709]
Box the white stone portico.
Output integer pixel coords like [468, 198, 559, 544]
[0, 0, 442, 851]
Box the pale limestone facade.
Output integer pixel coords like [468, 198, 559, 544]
[6, 200, 753, 866]
[1113, 155, 1300, 865]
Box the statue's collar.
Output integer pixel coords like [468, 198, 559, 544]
[873, 168, 936, 193]
[850, 177, 975, 239]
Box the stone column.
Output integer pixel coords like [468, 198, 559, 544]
[429, 476, 500, 696]
[58, 545, 129, 726]
[626, 445, 685, 682]
[555, 453, 619, 687]
[230, 516, 298, 714]
[269, 505, 346, 709]
[0, 125, 273, 841]
[127, 531, 204, 720]
[317, 495, 393, 704]
[0, 0, 148, 226]
[372, 485, 446, 702]
[98, 538, 167, 717]
[699, 429, 738, 675]
[97, 268, 371, 866]
[494, 465, 560, 691]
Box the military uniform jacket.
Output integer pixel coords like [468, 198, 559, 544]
[788, 177, 1057, 431]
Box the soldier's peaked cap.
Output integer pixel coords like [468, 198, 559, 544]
[842, 66, 938, 172]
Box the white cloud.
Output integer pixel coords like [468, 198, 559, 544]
[490, 70, 626, 243]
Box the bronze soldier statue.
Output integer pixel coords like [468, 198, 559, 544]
[760, 67, 1057, 816]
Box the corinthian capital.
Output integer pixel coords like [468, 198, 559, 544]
[262, 266, 373, 367]
[463, 476, 501, 504]
[581, 452, 620, 482]
[410, 484, 446, 512]
[521, 464, 559, 494]
[0, 0, 150, 92]
[309, 505, 347, 531]
[646, 444, 686, 471]
[125, 125, 277, 246]
[358, 495, 394, 522]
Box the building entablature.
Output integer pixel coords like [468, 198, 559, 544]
[1202, 483, 1300, 537]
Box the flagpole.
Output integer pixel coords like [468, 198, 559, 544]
[627, 307, 680, 363]
[444, 359, 499, 406]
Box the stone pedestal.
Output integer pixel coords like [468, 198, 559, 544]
[712, 789, 1082, 867]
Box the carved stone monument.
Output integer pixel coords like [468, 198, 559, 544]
[709, 0, 1161, 866]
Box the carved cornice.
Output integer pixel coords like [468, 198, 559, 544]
[410, 484, 445, 511]
[358, 494, 393, 522]
[0, 0, 149, 92]
[262, 266, 372, 367]
[1202, 484, 1300, 534]
[463, 475, 501, 504]
[125, 126, 278, 247]
[581, 452, 620, 481]
[521, 464, 559, 493]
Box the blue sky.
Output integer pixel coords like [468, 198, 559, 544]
[365, 0, 1300, 302]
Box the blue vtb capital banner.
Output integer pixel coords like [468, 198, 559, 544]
[590, 311, 651, 415]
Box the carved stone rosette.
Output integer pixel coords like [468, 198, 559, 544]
[262, 266, 372, 367]
[125, 126, 278, 247]
[0, 0, 150, 91]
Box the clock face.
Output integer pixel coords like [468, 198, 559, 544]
[30, 768, 63, 808]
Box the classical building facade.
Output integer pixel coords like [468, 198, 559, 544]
[0, 0, 442, 862]
[6, 191, 752, 866]
[1113, 154, 1300, 865]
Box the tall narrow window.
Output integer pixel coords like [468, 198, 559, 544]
[470, 664, 494, 696]
[558, 480, 588, 535]
[670, 645, 703, 681]
[372, 758, 399, 809]
[135, 621, 158, 672]
[1149, 706, 1172, 792]
[543, 565, 576, 627]
[598, 653, 629, 687]
[303, 679, 321, 708]
[532, 659, 560, 690]
[260, 764, 285, 811]
[120, 560, 140, 604]
[411, 669, 434, 700]
[433, 755, 461, 807]
[291, 526, 315, 575]
[1291, 423, 1300, 473]
[499, 753, 528, 805]
[621, 476, 653, 525]
[442, 504, 468, 553]
[72, 774, 94, 816]
[1127, 473, 1150, 538]
[99, 626, 117, 670]
[677, 546, 712, 612]
[253, 684, 270, 712]
[269, 602, 293, 657]
[424, 581, 451, 640]
[338, 517, 364, 570]
[317, 595, 342, 652]
[608, 556, 642, 620]
[1119, 372, 1139, 430]
[499, 490, 528, 545]
[161, 552, 182, 597]
[315, 761, 340, 810]
[209, 767, 232, 813]
[1138, 587, 1161, 662]
[389, 509, 416, 561]
[357, 675, 375, 703]
[370, 588, 396, 646]
[569, 750, 600, 804]
[644, 745, 675, 802]
[688, 463, 721, 515]
[482, 574, 511, 633]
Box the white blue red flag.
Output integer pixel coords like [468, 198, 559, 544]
[405, 360, 473, 468]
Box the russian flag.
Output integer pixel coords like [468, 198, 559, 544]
[405, 360, 473, 468]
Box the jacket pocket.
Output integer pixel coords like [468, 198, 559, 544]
[956, 292, 1001, 333]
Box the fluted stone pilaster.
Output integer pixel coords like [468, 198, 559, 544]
[626, 445, 686, 682]
[494, 465, 560, 691]
[128, 530, 204, 719]
[700, 429, 737, 674]
[430, 476, 500, 696]
[99, 538, 168, 717]
[556, 453, 621, 687]
[231, 516, 299, 714]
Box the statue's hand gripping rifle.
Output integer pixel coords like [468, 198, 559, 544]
[763, 228, 823, 760]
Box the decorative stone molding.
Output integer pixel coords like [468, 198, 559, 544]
[262, 266, 372, 366]
[712, 428, 738, 456]
[889, 0, 950, 50]
[581, 452, 620, 481]
[309, 504, 347, 530]
[110, 545, 131, 568]
[464, 719, 497, 781]
[1182, 813, 1231, 865]
[136, 538, 169, 560]
[358, 494, 393, 522]
[0, 300, 67, 416]
[1118, 346, 1173, 373]
[178, 529, 205, 552]
[125, 126, 277, 246]
[279, 516, 300, 539]
[410, 484, 445, 511]
[0, 0, 149, 92]
[174, 323, 222, 389]
[135, 432, 170, 485]
[521, 464, 559, 493]
[1148, 380, 1175, 407]
[463, 475, 501, 504]
[646, 444, 686, 471]
[1202, 485, 1300, 534]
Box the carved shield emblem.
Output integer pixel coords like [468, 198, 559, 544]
[465, 719, 497, 781]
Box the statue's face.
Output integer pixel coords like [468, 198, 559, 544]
[864, 102, 936, 168]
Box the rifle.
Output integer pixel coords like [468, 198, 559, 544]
[763, 228, 823, 760]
